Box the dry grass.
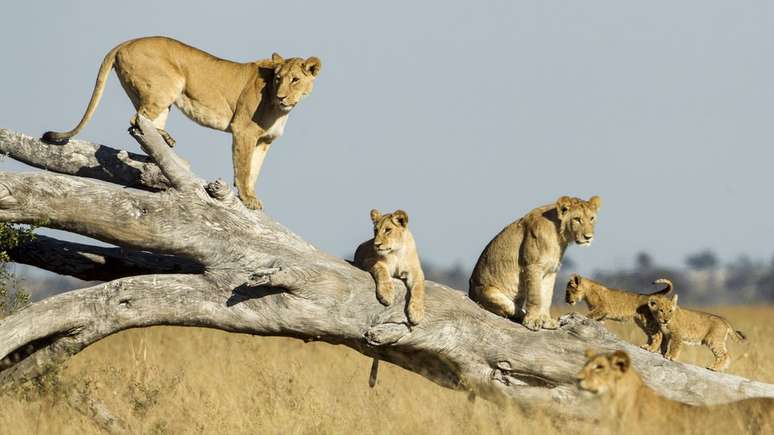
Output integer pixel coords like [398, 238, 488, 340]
[1, 305, 772, 435]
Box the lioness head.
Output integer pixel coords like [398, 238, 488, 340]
[648, 294, 678, 325]
[576, 350, 631, 395]
[271, 52, 322, 112]
[557, 195, 601, 246]
[370, 209, 409, 256]
[565, 274, 588, 305]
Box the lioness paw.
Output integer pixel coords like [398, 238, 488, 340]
[522, 317, 543, 331]
[541, 317, 559, 330]
[241, 196, 263, 210]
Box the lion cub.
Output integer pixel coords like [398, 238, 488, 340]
[647, 294, 746, 371]
[565, 276, 672, 352]
[354, 209, 425, 325]
[577, 350, 773, 432]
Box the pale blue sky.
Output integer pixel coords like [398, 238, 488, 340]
[1, 1, 772, 275]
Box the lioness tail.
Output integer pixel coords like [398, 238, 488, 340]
[42, 40, 131, 144]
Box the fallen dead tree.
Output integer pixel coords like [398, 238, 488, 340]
[1, 119, 773, 423]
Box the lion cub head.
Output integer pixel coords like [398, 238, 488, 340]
[576, 350, 632, 395]
[271, 53, 322, 112]
[556, 196, 601, 246]
[565, 274, 589, 305]
[370, 209, 410, 256]
[648, 294, 678, 325]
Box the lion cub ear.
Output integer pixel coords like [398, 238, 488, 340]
[556, 196, 573, 218]
[671, 294, 679, 305]
[610, 351, 630, 373]
[588, 195, 601, 210]
[304, 57, 322, 77]
[370, 209, 382, 224]
[584, 348, 597, 360]
[391, 210, 409, 227]
[271, 52, 285, 65]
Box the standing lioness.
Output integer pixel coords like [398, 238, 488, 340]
[469, 196, 601, 330]
[42, 36, 321, 210]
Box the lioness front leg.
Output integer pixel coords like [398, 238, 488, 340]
[231, 129, 264, 210]
[370, 263, 395, 306]
[405, 272, 425, 325]
[538, 272, 559, 329]
[521, 266, 545, 331]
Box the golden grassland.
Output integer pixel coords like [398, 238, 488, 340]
[1, 305, 772, 435]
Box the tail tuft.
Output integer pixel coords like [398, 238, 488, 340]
[41, 131, 70, 145]
[734, 330, 747, 342]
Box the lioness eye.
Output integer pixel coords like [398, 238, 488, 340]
[385, 228, 391, 234]
[574, 217, 581, 223]
[590, 216, 595, 222]
[292, 77, 299, 84]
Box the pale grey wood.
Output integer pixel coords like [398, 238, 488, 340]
[0, 124, 772, 420]
[0, 128, 173, 190]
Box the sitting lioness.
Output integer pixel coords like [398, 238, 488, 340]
[647, 294, 746, 371]
[565, 276, 672, 352]
[469, 196, 601, 330]
[577, 350, 773, 432]
[354, 209, 425, 325]
[42, 36, 321, 210]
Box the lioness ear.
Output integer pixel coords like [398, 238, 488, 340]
[588, 195, 601, 210]
[610, 351, 630, 373]
[392, 210, 409, 227]
[556, 196, 573, 218]
[584, 349, 596, 360]
[271, 52, 284, 65]
[304, 56, 322, 76]
[370, 209, 382, 224]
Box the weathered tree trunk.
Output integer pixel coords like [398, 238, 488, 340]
[1, 119, 773, 422]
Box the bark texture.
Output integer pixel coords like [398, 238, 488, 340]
[1, 120, 773, 422]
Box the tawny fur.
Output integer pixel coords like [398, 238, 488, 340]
[469, 196, 601, 331]
[42, 36, 321, 210]
[565, 275, 671, 352]
[354, 209, 425, 325]
[648, 294, 746, 371]
[577, 350, 773, 433]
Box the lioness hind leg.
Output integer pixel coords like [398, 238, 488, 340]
[478, 286, 517, 319]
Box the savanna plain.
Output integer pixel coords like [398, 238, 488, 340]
[1, 306, 772, 435]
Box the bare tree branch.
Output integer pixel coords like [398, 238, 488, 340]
[8, 234, 202, 281]
[0, 128, 173, 190]
[128, 116, 201, 191]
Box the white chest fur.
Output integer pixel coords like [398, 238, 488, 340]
[263, 115, 289, 141]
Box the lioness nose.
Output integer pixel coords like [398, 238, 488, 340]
[583, 234, 593, 241]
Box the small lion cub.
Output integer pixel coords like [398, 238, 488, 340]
[565, 276, 671, 352]
[354, 209, 425, 325]
[647, 294, 746, 371]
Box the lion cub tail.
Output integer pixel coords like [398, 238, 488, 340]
[650, 278, 673, 295]
[42, 40, 129, 144]
[732, 329, 747, 342]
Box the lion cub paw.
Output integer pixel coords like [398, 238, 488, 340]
[376, 283, 395, 306]
[407, 301, 425, 325]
